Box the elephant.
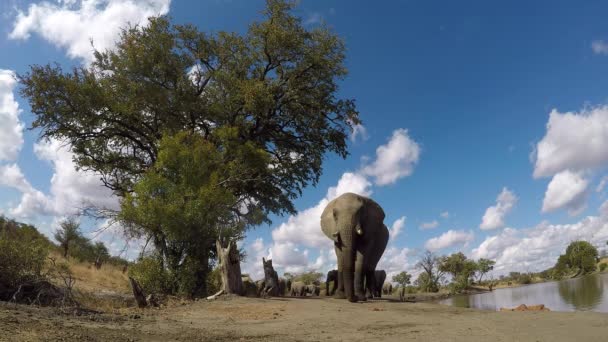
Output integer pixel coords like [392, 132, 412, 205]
[382, 282, 393, 295]
[372, 270, 387, 297]
[290, 281, 306, 296]
[320, 192, 389, 302]
[305, 284, 320, 296]
[325, 269, 338, 296]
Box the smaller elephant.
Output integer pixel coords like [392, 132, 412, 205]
[290, 281, 306, 296]
[382, 282, 393, 295]
[325, 270, 338, 296]
[305, 284, 320, 296]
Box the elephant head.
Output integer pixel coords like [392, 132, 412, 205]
[320, 192, 387, 302]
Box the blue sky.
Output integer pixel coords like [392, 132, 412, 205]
[2, 0, 608, 281]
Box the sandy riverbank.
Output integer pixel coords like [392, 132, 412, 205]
[1, 295, 607, 341]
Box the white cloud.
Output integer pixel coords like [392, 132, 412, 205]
[592, 40, 608, 55]
[304, 12, 322, 25]
[533, 106, 608, 178]
[390, 216, 405, 240]
[479, 187, 517, 230]
[440, 211, 449, 219]
[241, 238, 271, 280]
[361, 128, 420, 186]
[424, 229, 474, 252]
[471, 212, 608, 275]
[0, 69, 24, 162]
[541, 170, 589, 216]
[350, 123, 369, 142]
[419, 220, 439, 230]
[377, 246, 417, 284]
[596, 175, 608, 193]
[9, 0, 171, 64]
[3, 139, 118, 219]
[0, 164, 52, 218]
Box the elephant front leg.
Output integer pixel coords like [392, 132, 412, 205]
[334, 245, 346, 299]
[354, 250, 367, 301]
[364, 270, 375, 299]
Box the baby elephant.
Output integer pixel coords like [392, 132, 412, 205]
[290, 281, 306, 296]
[305, 284, 320, 296]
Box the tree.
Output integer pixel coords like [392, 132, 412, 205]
[438, 252, 477, 293]
[19, 0, 358, 298]
[392, 271, 411, 287]
[18, 0, 358, 219]
[120, 131, 258, 296]
[415, 250, 444, 292]
[565, 241, 598, 275]
[54, 218, 81, 259]
[293, 271, 323, 285]
[475, 258, 495, 283]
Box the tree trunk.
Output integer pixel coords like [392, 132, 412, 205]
[216, 239, 244, 296]
[129, 277, 147, 308]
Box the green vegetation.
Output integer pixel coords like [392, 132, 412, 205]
[0, 217, 50, 298]
[18, 0, 358, 298]
[552, 241, 599, 279]
[292, 271, 323, 285]
[438, 252, 478, 293]
[392, 271, 412, 288]
[54, 217, 80, 258]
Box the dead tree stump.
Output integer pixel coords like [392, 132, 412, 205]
[208, 239, 244, 300]
[128, 277, 147, 308]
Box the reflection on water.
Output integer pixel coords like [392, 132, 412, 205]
[439, 272, 608, 312]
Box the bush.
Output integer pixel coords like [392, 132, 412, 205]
[0, 225, 49, 291]
[518, 273, 532, 284]
[128, 256, 172, 295]
[600, 263, 607, 272]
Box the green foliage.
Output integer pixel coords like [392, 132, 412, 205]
[206, 267, 222, 295]
[392, 271, 412, 287]
[415, 251, 443, 293]
[552, 240, 599, 279]
[19, 0, 359, 221]
[518, 273, 533, 284]
[293, 271, 323, 285]
[0, 218, 49, 290]
[128, 255, 172, 295]
[600, 263, 607, 272]
[438, 252, 478, 294]
[54, 217, 81, 258]
[414, 272, 438, 293]
[475, 258, 495, 282]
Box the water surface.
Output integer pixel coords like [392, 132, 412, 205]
[439, 272, 608, 312]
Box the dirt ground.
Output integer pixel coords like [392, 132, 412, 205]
[1, 295, 607, 342]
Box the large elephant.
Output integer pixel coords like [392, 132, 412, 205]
[320, 192, 389, 302]
[325, 269, 338, 296]
[372, 270, 387, 297]
[290, 281, 306, 296]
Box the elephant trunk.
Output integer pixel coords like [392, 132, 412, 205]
[339, 220, 358, 302]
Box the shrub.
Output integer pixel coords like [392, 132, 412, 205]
[0, 226, 49, 291]
[128, 256, 172, 295]
[600, 263, 607, 272]
[518, 273, 532, 284]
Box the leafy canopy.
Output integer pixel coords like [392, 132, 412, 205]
[18, 0, 359, 224]
[392, 271, 412, 287]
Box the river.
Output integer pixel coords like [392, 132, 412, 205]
[438, 272, 608, 312]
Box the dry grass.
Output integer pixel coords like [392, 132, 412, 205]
[46, 251, 130, 294]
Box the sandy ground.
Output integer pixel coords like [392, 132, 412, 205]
[1, 296, 607, 342]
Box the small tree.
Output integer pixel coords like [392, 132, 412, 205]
[475, 258, 496, 283]
[416, 250, 444, 292]
[438, 252, 477, 293]
[54, 217, 81, 259]
[392, 271, 411, 288]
